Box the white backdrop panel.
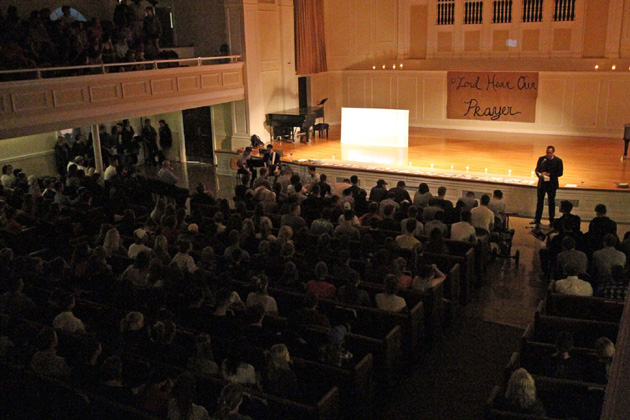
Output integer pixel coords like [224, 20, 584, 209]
[341, 107, 409, 147]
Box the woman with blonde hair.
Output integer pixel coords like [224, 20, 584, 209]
[583, 336, 615, 384]
[264, 343, 299, 400]
[277, 225, 293, 246]
[213, 383, 252, 420]
[502, 368, 546, 415]
[256, 217, 276, 241]
[103, 228, 126, 257]
[153, 234, 172, 265]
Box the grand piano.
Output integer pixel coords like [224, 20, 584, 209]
[266, 105, 324, 142]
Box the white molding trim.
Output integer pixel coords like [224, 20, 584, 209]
[0, 150, 54, 164]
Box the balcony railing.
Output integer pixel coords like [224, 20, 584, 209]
[0, 55, 241, 82]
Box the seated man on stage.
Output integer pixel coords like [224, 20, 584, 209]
[262, 144, 281, 176]
[237, 147, 257, 186]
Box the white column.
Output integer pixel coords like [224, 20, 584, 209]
[239, 0, 266, 141]
[605, 0, 625, 58]
[90, 124, 104, 178]
[178, 114, 187, 164]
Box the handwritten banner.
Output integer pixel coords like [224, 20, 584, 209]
[447, 72, 539, 122]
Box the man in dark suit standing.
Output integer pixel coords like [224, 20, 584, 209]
[532, 145, 563, 226]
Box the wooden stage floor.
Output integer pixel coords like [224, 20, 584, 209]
[270, 126, 630, 191]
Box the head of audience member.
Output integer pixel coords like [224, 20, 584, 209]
[554, 331, 574, 358]
[493, 189, 503, 199]
[35, 327, 58, 351]
[350, 175, 359, 186]
[437, 186, 447, 198]
[310, 184, 321, 198]
[216, 383, 246, 418]
[603, 233, 618, 249]
[383, 204, 395, 219]
[505, 368, 538, 411]
[460, 209, 472, 224]
[595, 204, 607, 217]
[557, 200, 572, 215]
[396, 181, 406, 189]
[418, 183, 429, 194]
[343, 209, 355, 225]
[315, 261, 328, 281]
[278, 225, 293, 244]
[405, 218, 416, 235]
[480, 194, 490, 206]
[561, 235, 576, 251]
[308, 166, 317, 177]
[120, 311, 145, 333]
[267, 344, 292, 380]
[384, 274, 400, 296]
[327, 325, 348, 346]
[595, 337, 615, 363]
[320, 173, 327, 183]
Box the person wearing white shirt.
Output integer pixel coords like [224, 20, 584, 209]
[171, 240, 198, 273]
[128, 228, 152, 258]
[471, 194, 495, 233]
[488, 189, 507, 228]
[555, 265, 593, 296]
[375, 275, 407, 313]
[52, 294, 85, 333]
[450, 210, 477, 242]
[103, 157, 119, 181]
[396, 219, 421, 250]
[1, 164, 15, 189]
[158, 160, 179, 185]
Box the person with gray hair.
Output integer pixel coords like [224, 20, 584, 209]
[501, 368, 546, 416]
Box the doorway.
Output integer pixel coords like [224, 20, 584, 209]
[183, 106, 213, 163]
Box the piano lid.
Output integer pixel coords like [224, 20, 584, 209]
[267, 106, 322, 116]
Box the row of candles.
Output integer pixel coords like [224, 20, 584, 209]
[330, 156, 537, 177]
[594, 65, 630, 71]
[372, 64, 628, 71]
[373, 64, 404, 70]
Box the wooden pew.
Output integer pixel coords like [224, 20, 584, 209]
[424, 250, 475, 305]
[486, 375, 604, 420]
[546, 281, 625, 323]
[522, 309, 619, 350]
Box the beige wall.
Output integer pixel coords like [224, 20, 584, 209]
[324, 0, 399, 71]
[312, 69, 630, 137]
[0, 133, 58, 177]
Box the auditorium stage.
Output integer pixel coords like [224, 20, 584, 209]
[270, 126, 630, 191]
[216, 126, 630, 222]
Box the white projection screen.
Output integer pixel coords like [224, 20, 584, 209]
[341, 108, 409, 148]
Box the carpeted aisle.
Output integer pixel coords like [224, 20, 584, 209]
[377, 318, 523, 420]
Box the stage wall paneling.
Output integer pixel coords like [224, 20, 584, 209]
[310, 70, 630, 137]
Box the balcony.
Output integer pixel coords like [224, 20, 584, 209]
[0, 56, 245, 139]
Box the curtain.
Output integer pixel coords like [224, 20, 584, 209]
[294, 0, 328, 75]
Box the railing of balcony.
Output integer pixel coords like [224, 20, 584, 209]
[0, 55, 242, 82]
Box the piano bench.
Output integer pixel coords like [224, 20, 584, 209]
[313, 123, 329, 138]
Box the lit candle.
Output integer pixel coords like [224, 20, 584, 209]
[508, 169, 512, 176]
[450, 165, 454, 170]
[409, 162, 412, 167]
[612, 65, 617, 70]
[484, 168, 488, 174]
[382, 65, 386, 70]
[372, 65, 376, 70]
[466, 166, 469, 172]
[531, 171, 534, 177]
[595, 65, 599, 70]
[400, 64, 403, 69]
[332, 155, 335, 160]
[392, 64, 396, 69]
[430, 163, 434, 169]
